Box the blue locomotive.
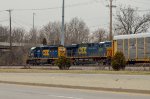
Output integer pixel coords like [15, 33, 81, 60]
[26, 41, 112, 65]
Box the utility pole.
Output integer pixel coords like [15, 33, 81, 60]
[110, 0, 113, 41]
[61, 0, 65, 46]
[106, 0, 116, 70]
[33, 13, 35, 30]
[33, 13, 37, 44]
[6, 9, 12, 50]
[107, 0, 116, 41]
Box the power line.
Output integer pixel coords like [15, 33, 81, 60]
[137, 9, 150, 12]
[12, 19, 31, 30]
[89, 24, 108, 28]
[11, 20, 31, 37]
[130, 0, 150, 5]
[12, 1, 98, 12]
[123, 8, 150, 12]
[12, 18, 32, 27]
[0, 10, 6, 13]
[0, 19, 8, 22]
[0, 1, 98, 13]
[14, 7, 61, 11]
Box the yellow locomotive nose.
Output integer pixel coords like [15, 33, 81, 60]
[58, 47, 66, 57]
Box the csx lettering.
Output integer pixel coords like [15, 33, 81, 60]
[42, 50, 49, 56]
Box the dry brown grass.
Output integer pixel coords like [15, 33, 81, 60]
[0, 68, 150, 75]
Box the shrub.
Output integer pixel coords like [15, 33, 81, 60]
[111, 51, 126, 71]
[55, 56, 71, 70]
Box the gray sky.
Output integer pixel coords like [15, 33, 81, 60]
[0, 0, 150, 32]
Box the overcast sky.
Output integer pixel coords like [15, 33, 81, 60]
[0, 0, 150, 32]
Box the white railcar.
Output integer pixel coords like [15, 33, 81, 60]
[113, 33, 150, 63]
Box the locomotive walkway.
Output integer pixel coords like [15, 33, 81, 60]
[0, 73, 150, 94]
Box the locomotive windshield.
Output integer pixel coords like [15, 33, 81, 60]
[30, 47, 36, 51]
[29, 47, 36, 57]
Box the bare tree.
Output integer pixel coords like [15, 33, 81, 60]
[91, 28, 107, 43]
[66, 17, 90, 45]
[42, 38, 47, 45]
[39, 22, 61, 45]
[0, 26, 30, 65]
[38, 18, 90, 46]
[12, 27, 26, 43]
[28, 28, 38, 44]
[0, 26, 9, 42]
[114, 6, 150, 35]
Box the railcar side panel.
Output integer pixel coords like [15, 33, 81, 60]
[137, 38, 144, 59]
[124, 39, 128, 60]
[147, 37, 150, 58]
[66, 45, 79, 57]
[117, 39, 123, 52]
[87, 43, 99, 57]
[129, 38, 136, 59]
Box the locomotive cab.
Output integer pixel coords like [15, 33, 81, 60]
[28, 47, 42, 58]
[29, 47, 36, 58]
[104, 41, 112, 57]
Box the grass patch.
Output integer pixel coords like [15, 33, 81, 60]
[0, 68, 150, 75]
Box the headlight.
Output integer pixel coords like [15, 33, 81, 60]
[30, 53, 34, 57]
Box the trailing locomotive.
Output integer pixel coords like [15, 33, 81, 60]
[65, 42, 112, 65]
[26, 41, 112, 65]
